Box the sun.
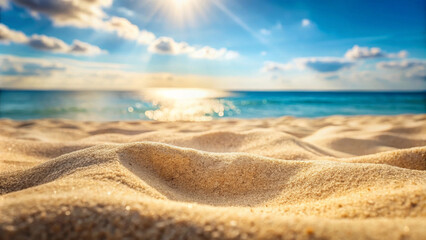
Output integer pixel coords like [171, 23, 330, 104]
[150, 0, 210, 26]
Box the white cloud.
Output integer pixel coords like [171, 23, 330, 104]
[102, 17, 238, 59]
[138, 31, 157, 45]
[345, 45, 407, 59]
[10, 0, 112, 28]
[69, 40, 105, 55]
[191, 47, 238, 60]
[102, 16, 157, 45]
[302, 19, 311, 27]
[104, 17, 140, 40]
[377, 60, 426, 70]
[377, 60, 426, 82]
[2, 54, 425, 90]
[262, 57, 426, 90]
[28, 34, 69, 52]
[260, 29, 271, 35]
[388, 51, 408, 58]
[29, 34, 106, 55]
[263, 57, 354, 73]
[261, 45, 417, 89]
[0, 0, 8, 8]
[148, 37, 194, 55]
[96, 16, 157, 45]
[10, 0, 156, 45]
[262, 65, 426, 90]
[8, 1, 238, 60]
[0, 55, 66, 76]
[148, 37, 238, 60]
[223, 51, 239, 60]
[262, 61, 295, 72]
[0, 23, 29, 43]
[0, 54, 235, 89]
[0, 24, 105, 55]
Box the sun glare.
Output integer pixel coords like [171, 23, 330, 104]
[154, 0, 209, 26]
[140, 88, 234, 121]
[173, 0, 190, 7]
[145, 88, 229, 100]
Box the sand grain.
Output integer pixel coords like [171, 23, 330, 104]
[0, 115, 425, 239]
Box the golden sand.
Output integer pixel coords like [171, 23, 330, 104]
[0, 115, 425, 239]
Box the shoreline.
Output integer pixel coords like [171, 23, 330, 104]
[0, 112, 424, 122]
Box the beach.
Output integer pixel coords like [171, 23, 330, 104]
[0, 114, 425, 239]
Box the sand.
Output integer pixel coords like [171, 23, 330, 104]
[0, 114, 425, 239]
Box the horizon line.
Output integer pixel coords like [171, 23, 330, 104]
[1, 87, 425, 93]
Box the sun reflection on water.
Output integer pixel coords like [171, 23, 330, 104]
[140, 88, 236, 121]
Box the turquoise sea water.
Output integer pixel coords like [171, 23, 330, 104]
[0, 89, 425, 121]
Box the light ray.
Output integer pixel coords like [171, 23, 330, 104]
[146, 0, 210, 27]
[211, 0, 266, 43]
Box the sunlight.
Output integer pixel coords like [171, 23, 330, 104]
[172, 0, 191, 8]
[147, 0, 255, 31]
[153, 0, 210, 26]
[140, 88, 235, 121]
[211, 0, 265, 43]
[147, 88, 228, 100]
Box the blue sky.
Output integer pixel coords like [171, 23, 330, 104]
[0, 0, 425, 90]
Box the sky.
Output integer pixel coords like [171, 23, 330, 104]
[0, 0, 425, 90]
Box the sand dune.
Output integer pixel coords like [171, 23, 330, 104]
[0, 115, 425, 239]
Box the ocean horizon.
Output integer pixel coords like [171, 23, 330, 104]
[1, 89, 425, 121]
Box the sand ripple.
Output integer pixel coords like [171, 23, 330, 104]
[0, 115, 425, 239]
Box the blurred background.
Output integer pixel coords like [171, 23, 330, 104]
[0, 0, 425, 120]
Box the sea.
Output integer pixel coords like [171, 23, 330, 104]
[0, 89, 425, 121]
